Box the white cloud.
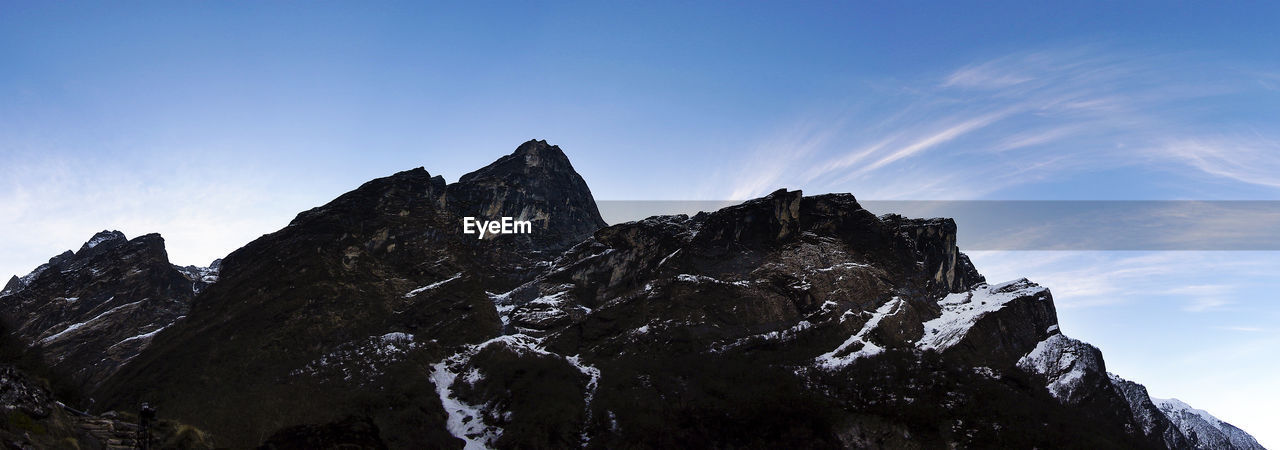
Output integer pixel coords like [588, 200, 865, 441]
[714, 47, 1280, 202]
[1157, 136, 1280, 189]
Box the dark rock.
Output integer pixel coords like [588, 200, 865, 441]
[1112, 374, 1192, 449]
[2, 276, 21, 295]
[447, 139, 607, 254]
[926, 279, 1058, 368]
[95, 140, 607, 448]
[258, 416, 387, 450]
[0, 231, 197, 393]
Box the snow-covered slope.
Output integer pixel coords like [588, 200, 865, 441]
[1154, 397, 1266, 450]
[1015, 331, 1268, 450]
[918, 278, 1050, 352]
[1016, 332, 1107, 404]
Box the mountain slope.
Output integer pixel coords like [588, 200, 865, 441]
[4, 140, 1264, 449]
[0, 231, 213, 393]
[95, 140, 608, 447]
[1154, 398, 1266, 450]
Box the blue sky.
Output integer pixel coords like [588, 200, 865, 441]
[3, 1, 1279, 445]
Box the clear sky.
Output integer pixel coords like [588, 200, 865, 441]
[3, 1, 1279, 445]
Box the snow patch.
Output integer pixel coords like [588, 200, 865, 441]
[405, 273, 463, 298]
[715, 320, 813, 352]
[814, 262, 870, 272]
[292, 332, 420, 382]
[429, 334, 603, 449]
[1016, 333, 1101, 402]
[657, 249, 680, 267]
[675, 273, 751, 287]
[431, 361, 500, 449]
[815, 297, 903, 370]
[40, 300, 144, 344]
[917, 279, 1046, 352]
[1153, 397, 1222, 428]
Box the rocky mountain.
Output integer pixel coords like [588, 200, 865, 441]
[1153, 398, 1266, 450]
[2, 140, 1266, 448]
[0, 231, 218, 394]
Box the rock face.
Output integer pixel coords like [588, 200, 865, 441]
[0, 231, 212, 392]
[1113, 374, 1193, 449]
[93, 140, 609, 448]
[447, 139, 607, 255]
[1154, 398, 1266, 450]
[3, 140, 1266, 449]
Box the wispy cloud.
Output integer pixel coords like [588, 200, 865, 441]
[965, 251, 1277, 310]
[718, 46, 1280, 200]
[724, 119, 842, 200]
[1158, 136, 1280, 189]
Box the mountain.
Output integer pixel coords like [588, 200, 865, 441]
[2, 139, 1266, 448]
[93, 140, 608, 447]
[1153, 398, 1266, 450]
[0, 230, 217, 394]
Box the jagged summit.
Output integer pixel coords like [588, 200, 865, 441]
[78, 230, 127, 252]
[94, 140, 611, 446]
[2, 275, 21, 295]
[1154, 398, 1266, 450]
[458, 139, 574, 182]
[0, 229, 215, 391]
[449, 139, 606, 252]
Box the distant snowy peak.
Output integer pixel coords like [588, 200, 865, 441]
[176, 258, 223, 292]
[1014, 333, 1269, 450]
[1154, 397, 1266, 450]
[0, 229, 198, 389]
[80, 230, 127, 252]
[1157, 398, 1223, 428]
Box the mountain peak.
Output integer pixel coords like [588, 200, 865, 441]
[79, 230, 127, 252]
[459, 139, 574, 183]
[513, 138, 565, 158]
[2, 275, 20, 294]
[450, 140, 606, 251]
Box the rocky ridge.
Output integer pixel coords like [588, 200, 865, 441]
[0, 230, 220, 393]
[0, 140, 1266, 449]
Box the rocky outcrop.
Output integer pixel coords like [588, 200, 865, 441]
[881, 214, 985, 293]
[1, 276, 20, 296]
[1016, 333, 1111, 404]
[175, 259, 221, 294]
[1155, 398, 1266, 450]
[0, 231, 205, 392]
[1112, 374, 1193, 449]
[446, 139, 607, 254]
[918, 279, 1058, 368]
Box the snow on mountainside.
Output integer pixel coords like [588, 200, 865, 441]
[1014, 325, 1267, 449]
[1155, 398, 1267, 450]
[1016, 333, 1107, 403]
[917, 278, 1049, 352]
[0, 230, 221, 391]
[175, 259, 222, 294]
